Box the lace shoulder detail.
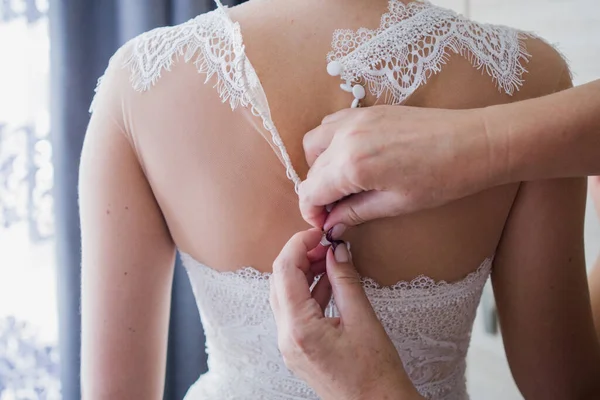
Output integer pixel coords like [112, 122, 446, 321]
[89, 8, 259, 112]
[180, 251, 272, 290]
[180, 250, 492, 298]
[361, 257, 492, 298]
[88, 5, 302, 191]
[327, 0, 534, 105]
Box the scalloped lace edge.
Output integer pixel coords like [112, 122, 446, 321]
[326, 0, 536, 104]
[179, 250, 493, 293]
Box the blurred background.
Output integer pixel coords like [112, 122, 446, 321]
[0, 0, 598, 399]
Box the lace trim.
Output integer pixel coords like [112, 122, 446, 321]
[361, 257, 491, 298]
[180, 250, 492, 295]
[327, 0, 533, 104]
[89, 11, 252, 111]
[124, 11, 255, 103]
[89, 4, 301, 192]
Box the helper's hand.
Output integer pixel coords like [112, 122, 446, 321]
[300, 106, 494, 233]
[269, 229, 423, 400]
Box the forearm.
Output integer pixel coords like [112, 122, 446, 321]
[80, 97, 175, 398]
[484, 79, 600, 184]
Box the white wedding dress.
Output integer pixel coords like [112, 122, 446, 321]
[91, 1, 536, 398]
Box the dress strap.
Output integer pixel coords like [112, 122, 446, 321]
[209, 1, 303, 192]
[214, 0, 227, 10]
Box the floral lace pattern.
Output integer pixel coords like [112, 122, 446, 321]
[92, 7, 258, 109]
[327, 0, 533, 104]
[181, 251, 491, 399]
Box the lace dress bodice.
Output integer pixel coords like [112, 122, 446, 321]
[89, 1, 535, 398]
[181, 252, 492, 400]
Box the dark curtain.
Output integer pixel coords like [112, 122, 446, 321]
[49, 1, 244, 399]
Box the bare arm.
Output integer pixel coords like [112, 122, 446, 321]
[487, 78, 600, 184]
[492, 177, 600, 399]
[80, 55, 176, 399]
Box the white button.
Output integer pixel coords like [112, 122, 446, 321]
[352, 84, 366, 99]
[320, 235, 332, 246]
[327, 61, 344, 77]
[340, 82, 353, 93]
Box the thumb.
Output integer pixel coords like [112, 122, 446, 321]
[326, 244, 378, 325]
[324, 190, 403, 231]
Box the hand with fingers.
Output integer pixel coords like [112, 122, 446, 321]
[299, 106, 490, 236]
[300, 79, 600, 237]
[269, 229, 424, 400]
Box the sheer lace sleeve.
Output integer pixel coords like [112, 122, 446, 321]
[89, 8, 301, 191]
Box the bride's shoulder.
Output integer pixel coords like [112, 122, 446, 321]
[101, 8, 234, 92]
[89, 7, 243, 114]
[447, 9, 572, 97]
[454, 12, 572, 98]
[519, 34, 572, 94]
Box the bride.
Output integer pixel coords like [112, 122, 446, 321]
[79, 0, 600, 398]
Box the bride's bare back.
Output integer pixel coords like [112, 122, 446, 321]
[80, 0, 600, 399]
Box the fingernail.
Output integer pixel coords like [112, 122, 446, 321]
[331, 239, 343, 252]
[320, 231, 331, 246]
[330, 224, 347, 239]
[346, 241, 352, 261]
[334, 241, 350, 263]
[325, 203, 334, 213]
